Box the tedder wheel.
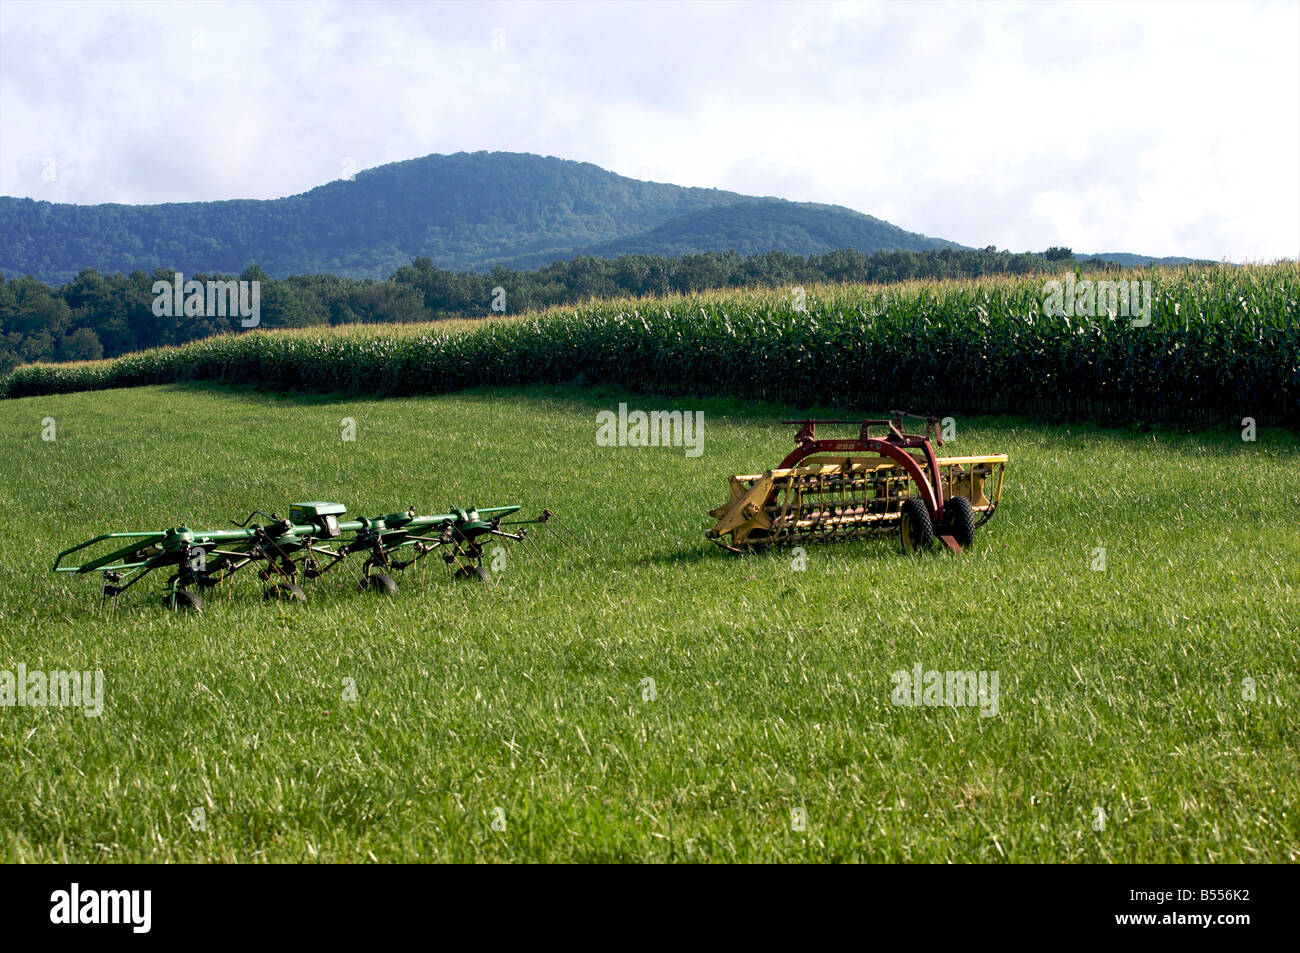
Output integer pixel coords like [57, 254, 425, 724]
[454, 564, 492, 583]
[941, 496, 976, 549]
[166, 590, 204, 613]
[899, 497, 935, 552]
[362, 573, 398, 595]
[264, 582, 307, 603]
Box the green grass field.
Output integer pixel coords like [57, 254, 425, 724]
[1, 383, 1297, 862]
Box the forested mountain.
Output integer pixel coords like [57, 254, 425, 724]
[1080, 252, 1210, 267]
[574, 199, 958, 260]
[0, 152, 957, 283]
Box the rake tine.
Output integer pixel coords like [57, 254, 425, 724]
[546, 511, 590, 558]
[504, 531, 536, 563]
[520, 532, 546, 562]
[539, 522, 576, 553]
[548, 508, 582, 543]
[443, 542, 475, 577]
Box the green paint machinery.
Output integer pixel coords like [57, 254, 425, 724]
[53, 500, 567, 612]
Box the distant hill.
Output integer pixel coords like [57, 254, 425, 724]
[0, 152, 959, 284]
[1081, 252, 1213, 267]
[573, 198, 958, 261]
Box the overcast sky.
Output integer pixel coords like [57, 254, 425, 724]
[1, 0, 1297, 260]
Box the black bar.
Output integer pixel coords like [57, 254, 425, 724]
[0, 863, 1282, 942]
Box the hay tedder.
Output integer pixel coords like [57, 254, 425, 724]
[54, 501, 563, 612]
[707, 412, 1007, 554]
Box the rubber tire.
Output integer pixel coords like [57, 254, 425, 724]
[941, 496, 976, 549]
[264, 582, 307, 603]
[454, 564, 492, 583]
[900, 497, 935, 552]
[166, 590, 204, 613]
[362, 573, 398, 595]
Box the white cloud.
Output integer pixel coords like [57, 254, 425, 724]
[1, 0, 1295, 259]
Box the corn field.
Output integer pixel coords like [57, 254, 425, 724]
[4, 264, 1297, 426]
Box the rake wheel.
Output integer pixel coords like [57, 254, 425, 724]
[264, 582, 307, 603]
[166, 590, 204, 613]
[362, 573, 398, 595]
[899, 497, 934, 552]
[941, 496, 976, 549]
[454, 564, 492, 583]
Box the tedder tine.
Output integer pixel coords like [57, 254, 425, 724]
[535, 508, 590, 558]
[518, 531, 546, 563]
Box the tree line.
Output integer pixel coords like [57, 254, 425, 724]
[0, 245, 1102, 373]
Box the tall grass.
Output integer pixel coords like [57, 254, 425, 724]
[4, 264, 1297, 424]
[3, 384, 1299, 861]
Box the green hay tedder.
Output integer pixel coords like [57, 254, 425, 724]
[53, 501, 563, 612]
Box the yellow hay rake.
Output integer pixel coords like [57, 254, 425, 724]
[707, 413, 1007, 554]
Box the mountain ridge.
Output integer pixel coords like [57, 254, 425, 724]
[0, 151, 959, 283]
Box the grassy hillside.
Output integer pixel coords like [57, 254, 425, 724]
[1, 383, 1296, 861]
